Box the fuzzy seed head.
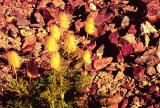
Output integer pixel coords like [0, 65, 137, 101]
[45, 36, 59, 53]
[85, 17, 95, 35]
[6, 51, 21, 69]
[51, 52, 61, 71]
[59, 12, 71, 30]
[64, 33, 77, 53]
[49, 25, 61, 41]
[83, 50, 92, 65]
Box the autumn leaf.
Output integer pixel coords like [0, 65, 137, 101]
[52, 0, 65, 9]
[94, 57, 113, 70]
[133, 66, 145, 80]
[120, 44, 134, 56]
[68, 0, 85, 8]
[22, 35, 36, 53]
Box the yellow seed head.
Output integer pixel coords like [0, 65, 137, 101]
[85, 17, 95, 35]
[49, 25, 61, 41]
[45, 36, 59, 53]
[83, 50, 92, 65]
[59, 12, 71, 30]
[50, 52, 61, 71]
[64, 33, 77, 53]
[6, 51, 21, 69]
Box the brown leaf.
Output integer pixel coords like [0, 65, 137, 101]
[16, 16, 30, 26]
[107, 93, 123, 105]
[22, 35, 36, 53]
[146, 0, 160, 23]
[135, 48, 159, 66]
[132, 42, 146, 53]
[133, 66, 145, 80]
[94, 57, 113, 70]
[95, 12, 113, 26]
[120, 44, 134, 56]
[128, 25, 137, 35]
[108, 31, 119, 45]
[68, 0, 85, 8]
[51, 0, 65, 9]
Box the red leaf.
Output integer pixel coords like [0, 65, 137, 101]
[117, 51, 124, 62]
[90, 83, 98, 96]
[132, 42, 146, 53]
[94, 57, 113, 70]
[120, 44, 134, 56]
[22, 35, 36, 53]
[133, 66, 145, 80]
[95, 12, 113, 26]
[39, 8, 53, 22]
[108, 32, 119, 45]
[128, 25, 137, 35]
[97, 23, 108, 35]
[87, 41, 96, 50]
[146, 0, 160, 23]
[121, 98, 128, 108]
[68, 0, 85, 8]
[121, 82, 133, 89]
[149, 82, 157, 93]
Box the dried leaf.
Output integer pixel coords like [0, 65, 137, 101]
[132, 42, 146, 53]
[133, 66, 145, 80]
[52, 0, 65, 9]
[146, 66, 156, 76]
[22, 35, 36, 53]
[94, 57, 113, 70]
[121, 16, 130, 29]
[108, 32, 119, 45]
[120, 44, 134, 56]
[95, 12, 113, 26]
[135, 48, 159, 66]
[68, 0, 84, 8]
[128, 25, 137, 35]
[121, 98, 128, 108]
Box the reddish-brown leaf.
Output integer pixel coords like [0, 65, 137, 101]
[121, 98, 128, 108]
[68, 0, 85, 8]
[132, 42, 146, 53]
[117, 51, 124, 62]
[95, 12, 113, 26]
[94, 57, 113, 70]
[121, 82, 133, 89]
[120, 44, 134, 56]
[133, 66, 145, 80]
[22, 35, 36, 53]
[128, 25, 137, 35]
[108, 32, 119, 45]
